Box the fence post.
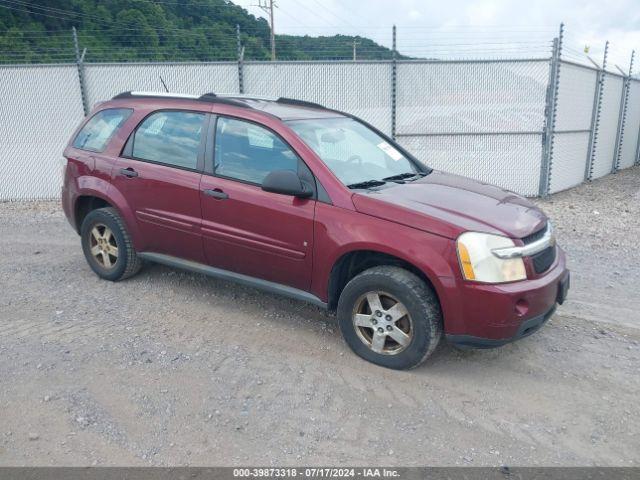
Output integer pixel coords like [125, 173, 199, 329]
[612, 50, 634, 173]
[391, 25, 397, 140]
[72, 26, 89, 116]
[236, 24, 244, 94]
[538, 23, 563, 197]
[585, 41, 609, 181]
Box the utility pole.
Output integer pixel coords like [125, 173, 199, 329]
[352, 38, 360, 61]
[255, 0, 276, 61]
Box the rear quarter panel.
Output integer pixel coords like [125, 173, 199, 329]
[62, 105, 146, 243]
[63, 148, 144, 246]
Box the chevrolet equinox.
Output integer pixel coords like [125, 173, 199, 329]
[62, 92, 570, 369]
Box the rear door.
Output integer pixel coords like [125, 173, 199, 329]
[112, 109, 209, 263]
[199, 115, 316, 290]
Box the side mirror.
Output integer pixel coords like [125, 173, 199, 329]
[262, 170, 313, 198]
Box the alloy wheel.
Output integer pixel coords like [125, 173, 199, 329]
[352, 291, 413, 355]
[89, 223, 119, 269]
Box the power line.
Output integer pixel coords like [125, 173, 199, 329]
[0, 0, 130, 26]
[252, 0, 276, 60]
[0, 0, 265, 35]
[149, 0, 250, 6]
[306, 0, 363, 36]
[288, 0, 338, 31]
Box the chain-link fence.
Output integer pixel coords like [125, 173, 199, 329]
[395, 59, 549, 196]
[1, 34, 639, 200]
[0, 64, 84, 201]
[244, 61, 393, 134]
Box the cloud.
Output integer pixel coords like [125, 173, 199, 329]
[243, 0, 639, 65]
[408, 10, 422, 21]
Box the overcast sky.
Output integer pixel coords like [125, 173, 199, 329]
[240, 0, 640, 69]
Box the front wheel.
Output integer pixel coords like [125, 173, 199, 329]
[337, 266, 442, 370]
[80, 207, 142, 281]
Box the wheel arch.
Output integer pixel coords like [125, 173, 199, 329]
[72, 180, 141, 250]
[327, 249, 443, 312]
[74, 195, 113, 234]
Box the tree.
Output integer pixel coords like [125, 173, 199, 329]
[0, 0, 401, 64]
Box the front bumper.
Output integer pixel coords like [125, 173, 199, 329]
[441, 246, 570, 348]
[446, 304, 557, 348]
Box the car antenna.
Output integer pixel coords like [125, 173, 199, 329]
[159, 75, 169, 93]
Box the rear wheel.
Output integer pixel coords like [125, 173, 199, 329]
[337, 266, 442, 369]
[80, 207, 142, 281]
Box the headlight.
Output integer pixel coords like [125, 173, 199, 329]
[456, 232, 527, 283]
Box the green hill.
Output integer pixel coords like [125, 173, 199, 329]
[0, 0, 400, 63]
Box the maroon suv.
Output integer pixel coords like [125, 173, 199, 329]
[62, 92, 569, 369]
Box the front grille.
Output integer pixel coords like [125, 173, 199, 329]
[522, 223, 548, 245]
[532, 245, 556, 274]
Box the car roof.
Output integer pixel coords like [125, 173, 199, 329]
[111, 92, 346, 121]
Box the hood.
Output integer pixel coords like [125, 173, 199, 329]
[352, 170, 547, 240]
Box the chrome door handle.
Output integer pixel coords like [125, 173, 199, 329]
[203, 188, 228, 200]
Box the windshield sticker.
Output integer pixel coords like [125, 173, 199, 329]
[377, 141, 403, 161]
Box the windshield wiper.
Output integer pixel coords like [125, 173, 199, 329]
[346, 179, 387, 190]
[382, 172, 427, 182]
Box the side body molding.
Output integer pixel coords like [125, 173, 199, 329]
[138, 252, 328, 309]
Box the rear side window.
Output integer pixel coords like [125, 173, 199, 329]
[214, 117, 298, 184]
[73, 108, 132, 152]
[131, 111, 205, 170]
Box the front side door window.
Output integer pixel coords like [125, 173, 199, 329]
[214, 116, 299, 184]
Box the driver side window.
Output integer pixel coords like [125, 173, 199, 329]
[214, 117, 299, 184]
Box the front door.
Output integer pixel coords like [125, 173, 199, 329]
[200, 116, 315, 291]
[112, 110, 209, 263]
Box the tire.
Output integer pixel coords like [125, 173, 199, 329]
[337, 265, 442, 370]
[80, 207, 142, 281]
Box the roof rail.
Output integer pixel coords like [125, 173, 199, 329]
[198, 92, 251, 108]
[112, 91, 250, 108]
[112, 92, 328, 112]
[113, 91, 200, 100]
[276, 97, 325, 109]
[202, 93, 279, 101]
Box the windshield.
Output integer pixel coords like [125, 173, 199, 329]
[286, 117, 423, 187]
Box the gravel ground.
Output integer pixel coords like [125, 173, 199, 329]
[0, 167, 639, 467]
[534, 167, 640, 330]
